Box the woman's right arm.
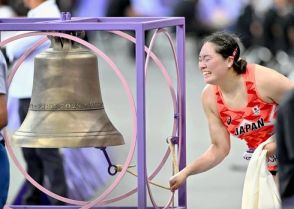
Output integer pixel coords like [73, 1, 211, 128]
[169, 85, 231, 192]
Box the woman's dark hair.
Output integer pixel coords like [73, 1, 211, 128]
[202, 31, 247, 74]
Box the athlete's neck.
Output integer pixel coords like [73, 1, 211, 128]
[218, 71, 243, 94]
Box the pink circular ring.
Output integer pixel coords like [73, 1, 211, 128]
[1, 31, 137, 208]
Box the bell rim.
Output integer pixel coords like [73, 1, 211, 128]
[11, 132, 125, 148]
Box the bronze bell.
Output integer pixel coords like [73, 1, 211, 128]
[12, 35, 125, 148]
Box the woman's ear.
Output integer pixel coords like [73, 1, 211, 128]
[227, 56, 234, 68]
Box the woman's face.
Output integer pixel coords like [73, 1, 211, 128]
[198, 42, 230, 84]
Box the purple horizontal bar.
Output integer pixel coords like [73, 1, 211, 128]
[143, 18, 184, 30]
[7, 206, 186, 209]
[0, 17, 184, 31]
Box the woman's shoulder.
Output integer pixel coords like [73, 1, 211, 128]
[254, 64, 289, 84]
[201, 84, 218, 114]
[253, 63, 292, 75]
[253, 64, 294, 103]
[202, 84, 215, 98]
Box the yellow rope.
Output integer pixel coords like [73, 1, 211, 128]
[167, 136, 179, 175]
[167, 136, 179, 208]
[128, 169, 170, 190]
[115, 164, 170, 190]
[115, 136, 179, 193]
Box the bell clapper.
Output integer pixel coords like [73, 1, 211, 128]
[98, 147, 118, 176]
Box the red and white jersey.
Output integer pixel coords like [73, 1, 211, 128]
[215, 64, 277, 149]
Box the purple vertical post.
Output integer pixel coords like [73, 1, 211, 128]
[135, 26, 147, 208]
[177, 23, 187, 208]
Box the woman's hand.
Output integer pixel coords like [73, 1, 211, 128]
[169, 170, 188, 192]
[263, 141, 276, 158]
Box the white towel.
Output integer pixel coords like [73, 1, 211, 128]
[242, 137, 281, 209]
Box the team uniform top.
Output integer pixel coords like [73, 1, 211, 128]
[215, 64, 277, 149]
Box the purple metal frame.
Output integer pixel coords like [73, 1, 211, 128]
[10, 207, 186, 209]
[0, 16, 186, 209]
